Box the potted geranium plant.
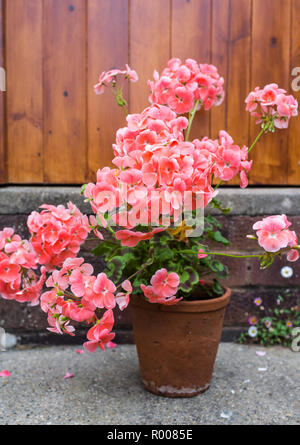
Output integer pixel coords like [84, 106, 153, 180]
[0, 58, 298, 398]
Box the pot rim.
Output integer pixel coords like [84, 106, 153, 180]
[130, 286, 231, 313]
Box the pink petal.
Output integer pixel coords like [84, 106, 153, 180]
[64, 372, 74, 379]
[75, 349, 85, 354]
[0, 370, 11, 377]
[255, 351, 266, 357]
[121, 279, 132, 293]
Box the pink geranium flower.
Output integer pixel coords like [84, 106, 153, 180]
[253, 215, 296, 253]
[150, 268, 180, 298]
[140, 269, 181, 305]
[84, 310, 115, 352]
[92, 273, 116, 309]
[0, 260, 20, 283]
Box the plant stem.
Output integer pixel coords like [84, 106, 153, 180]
[116, 258, 153, 290]
[106, 224, 116, 238]
[185, 100, 200, 141]
[178, 249, 262, 259]
[248, 127, 265, 154]
[214, 180, 223, 191]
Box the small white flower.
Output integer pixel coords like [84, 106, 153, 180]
[280, 266, 293, 278]
[248, 326, 258, 337]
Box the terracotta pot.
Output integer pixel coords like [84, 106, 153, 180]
[130, 287, 231, 398]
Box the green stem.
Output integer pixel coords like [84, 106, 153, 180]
[185, 100, 201, 141]
[112, 83, 128, 116]
[116, 257, 153, 290]
[248, 128, 265, 154]
[214, 180, 223, 191]
[178, 249, 262, 259]
[106, 224, 116, 238]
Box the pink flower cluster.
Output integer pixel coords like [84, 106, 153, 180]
[94, 65, 138, 95]
[41, 257, 132, 349]
[148, 58, 224, 114]
[253, 215, 299, 261]
[193, 130, 252, 189]
[85, 105, 252, 245]
[27, 203, 90, 270]
[141, 268, 181, 305]
[245, 83, 298, 129]
[0, 228, 46, 305]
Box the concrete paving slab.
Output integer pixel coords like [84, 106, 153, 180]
[0, 343, 299, 425]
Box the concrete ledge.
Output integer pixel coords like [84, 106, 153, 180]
[0, 186, 91, 215]
[1, 186, 300, 216]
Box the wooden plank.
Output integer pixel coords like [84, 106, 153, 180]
[249, 0, 291, 185]
[87, 0, 128, 180]
[44, 0, 86, 184]
[211, 0, 230, 140]
[172, 0, 211, 141]
[130, 0, 171, 114]
[227, 0, 251, 149]
[0, 0, 6, 183]
[6, 0, 43, 183]
[288, 0, 300, 184]
[226, 0, 251, 185]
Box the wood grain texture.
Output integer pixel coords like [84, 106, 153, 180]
[44, 0, 86, 184]
[6, 0, 43, 183]
[210, 0, 230, 139]
[1, 0, 299, 185]
[0, 0, 6, 183]
[227, 0, 251, 148]
[130, 0, 171, 114]
[226, 0, 251, 185]
[249, 0, 291, 185]
[172, 0, 211, 140]
[87, 0, 129, 181]
[288, 0, 300, 184]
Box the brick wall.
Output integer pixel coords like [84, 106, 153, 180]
[0, 187, 299, 344]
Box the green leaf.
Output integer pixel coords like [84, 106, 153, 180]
[92, 240, 120, 257]
[210, 198, 231, 215]
[156, 248, 174, 262]
[260, 252, 275, 269]
[81, 184, 87, 195]
[178, 267, 199, 293]
[106, 252, 136, 282]
[212, 231, 230, 245]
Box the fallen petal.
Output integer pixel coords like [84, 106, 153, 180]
[256, 350, 266, 357]
[220, 410, 233, 420]
[75, 349, 84, 354]
[64, 372, 74, 379]
[258, 367, 268, 372]
[0, 370, 10, 377]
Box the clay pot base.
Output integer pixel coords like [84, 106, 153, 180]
[130, 287, 231, 398]
[142, 379, 210, 398]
